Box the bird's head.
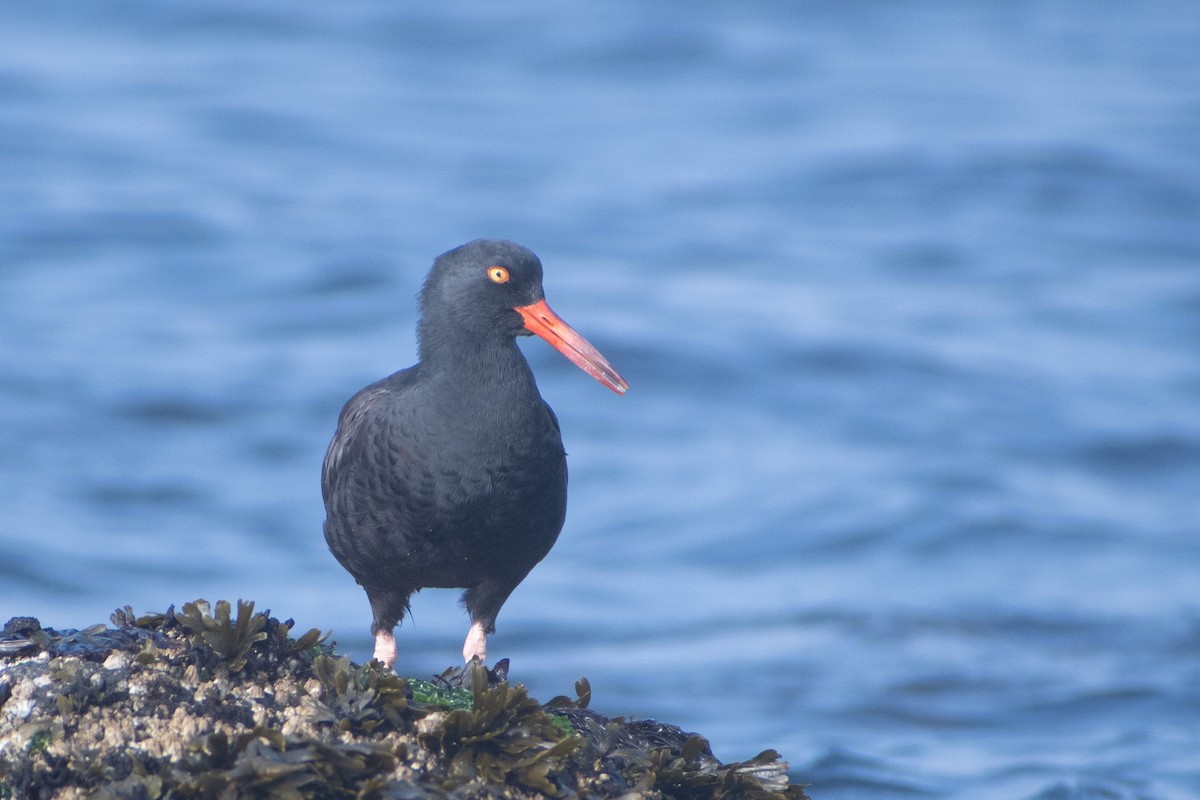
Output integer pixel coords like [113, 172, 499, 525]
[419, 239, 628, 395]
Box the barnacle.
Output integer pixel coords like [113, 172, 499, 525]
[134, 641, 161, 666]
[50, 657, 113, 718]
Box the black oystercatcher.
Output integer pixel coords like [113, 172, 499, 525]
[322, 239, 627, 668]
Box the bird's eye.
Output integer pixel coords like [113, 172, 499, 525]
[487, 266, 510, 284]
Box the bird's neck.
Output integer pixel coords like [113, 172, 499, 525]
[419, 329, 539, 399]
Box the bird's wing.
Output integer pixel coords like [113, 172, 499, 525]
[542, 399, 561, 436]
[321, 368, 419, 506]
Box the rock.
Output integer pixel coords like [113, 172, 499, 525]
[0, 600, 809, 799]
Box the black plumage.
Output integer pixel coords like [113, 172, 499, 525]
[322, 239, 627, 667]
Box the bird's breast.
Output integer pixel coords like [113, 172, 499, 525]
[323, 371, 569, 586]
[393, 399, 566, 576]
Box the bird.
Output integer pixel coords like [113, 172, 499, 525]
[321, 239, 627, 668]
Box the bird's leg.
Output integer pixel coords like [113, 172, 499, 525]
[367, 589, 412, 670]
[462, 620, 488, 663]
[461, 580, 514, 664]
[373, 629, 397, 669]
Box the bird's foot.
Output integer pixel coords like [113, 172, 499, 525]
[373, 630, 397, 669]
[462, 620, 488, 663]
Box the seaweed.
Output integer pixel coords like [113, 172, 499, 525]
[171, 599, 328, 673]
[89, 762, 163, 800]
[553, 708, 810, 799]
[418, 662, 579, 795]
[0, 601, 808, 799]
[281, 623, 327, 657]
[111, 606, 168, 630]
[174, 728, 317, 799]
[169, 727, 408, 799]
[645, 739, 800, 800]
[308, 654, 410, 734]
[547, 677, 592, 710]
[175, 599, 269, 673]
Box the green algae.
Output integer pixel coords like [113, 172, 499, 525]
[24, 728, 50, 755]
[408, 678, 474, 711]
[546, 713, 575, 739]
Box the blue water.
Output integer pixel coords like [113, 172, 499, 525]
[3, 2, 1199, 797]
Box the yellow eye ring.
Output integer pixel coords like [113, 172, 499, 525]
[487, 266, 510, 284]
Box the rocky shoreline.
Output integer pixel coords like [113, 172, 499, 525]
[0, 600, 808, 799]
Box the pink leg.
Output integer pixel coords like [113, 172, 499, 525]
[462, 620, 488, 663]
[373, 629, 397, 669]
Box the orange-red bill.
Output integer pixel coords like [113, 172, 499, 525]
[515, 298, 629, 395]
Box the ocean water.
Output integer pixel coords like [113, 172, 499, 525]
[2, 2, 1199, 798]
